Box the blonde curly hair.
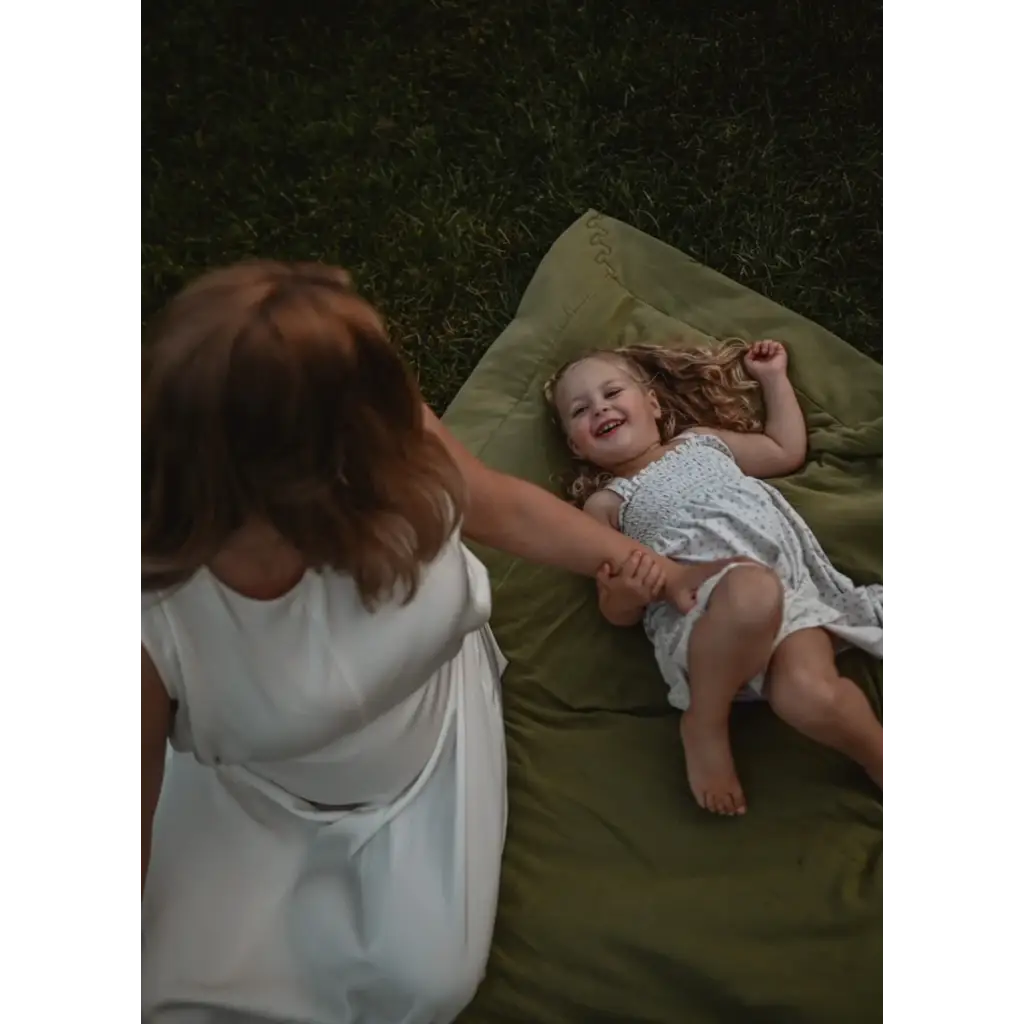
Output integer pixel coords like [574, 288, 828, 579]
[543, 339, 763, 507]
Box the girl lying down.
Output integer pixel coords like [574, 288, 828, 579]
[545, 339, 883, 816]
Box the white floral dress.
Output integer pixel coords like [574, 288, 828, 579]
[604, 432, 883, 711]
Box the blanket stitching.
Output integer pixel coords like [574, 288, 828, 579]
[585, 210, 619, 281]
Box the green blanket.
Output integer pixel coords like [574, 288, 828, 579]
[444, 211, 882, 1024]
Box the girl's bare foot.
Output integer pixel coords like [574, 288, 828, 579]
[680, 714, 746, 815]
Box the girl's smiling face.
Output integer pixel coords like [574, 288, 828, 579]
[554, 355, 663, 469]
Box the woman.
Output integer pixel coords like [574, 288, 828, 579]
[141, 262, 727, 1023]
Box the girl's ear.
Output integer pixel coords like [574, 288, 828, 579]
[647, 389, 662, 420]
[568, 436, 582, 457]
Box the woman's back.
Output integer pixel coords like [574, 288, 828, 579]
[142, 532, 493, 809]
[142, 534, 509, 1023]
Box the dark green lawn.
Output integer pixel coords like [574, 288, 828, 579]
[143, 0, 881, 409]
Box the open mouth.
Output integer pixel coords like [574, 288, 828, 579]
[594, 419, 625, 438]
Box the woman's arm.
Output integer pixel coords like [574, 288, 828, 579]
[142, 646, 171, 899]
[423, 405, 734, 608]
[424, 404, 650, 578]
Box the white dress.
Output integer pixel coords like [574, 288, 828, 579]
[605, 432, 883, 710]
[141, 532, 508, 1024]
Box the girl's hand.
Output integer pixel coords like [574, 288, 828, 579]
[744, 340, 788, 381]
[662, 558, 761, 615]
[597, 551, 666, 607]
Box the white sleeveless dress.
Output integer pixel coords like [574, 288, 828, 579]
[605, 432, 883, 711]
[141, 532, 508, 1024]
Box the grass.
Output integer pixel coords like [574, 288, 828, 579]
[142, 0, 881, 410]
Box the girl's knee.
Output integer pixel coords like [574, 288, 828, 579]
[769, 667, 843, 724]
[710, 564, 783, 630]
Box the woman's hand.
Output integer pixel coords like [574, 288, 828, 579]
[598, 551, 665, 604]
[595, 551, 665, 627]
[743, 339, 788, 381]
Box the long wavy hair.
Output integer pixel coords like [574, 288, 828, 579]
[142, 260, 464, 606]
[543, 340, 763, 506]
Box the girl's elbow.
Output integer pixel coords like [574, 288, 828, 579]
[781, 447, 807, 474]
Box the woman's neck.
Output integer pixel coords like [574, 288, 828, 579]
[208, 522, 308, 601]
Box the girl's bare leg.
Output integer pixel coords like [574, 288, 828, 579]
[682, 565, 783, 815]
[767, 627, 883, 787]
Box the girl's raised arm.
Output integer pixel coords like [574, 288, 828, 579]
[691, 341, 807, 479]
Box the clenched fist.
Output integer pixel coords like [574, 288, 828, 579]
[743, 339, 788, 382]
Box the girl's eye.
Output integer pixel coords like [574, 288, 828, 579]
[606, 388, 621, 397]
[570, 407, 585, 418]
